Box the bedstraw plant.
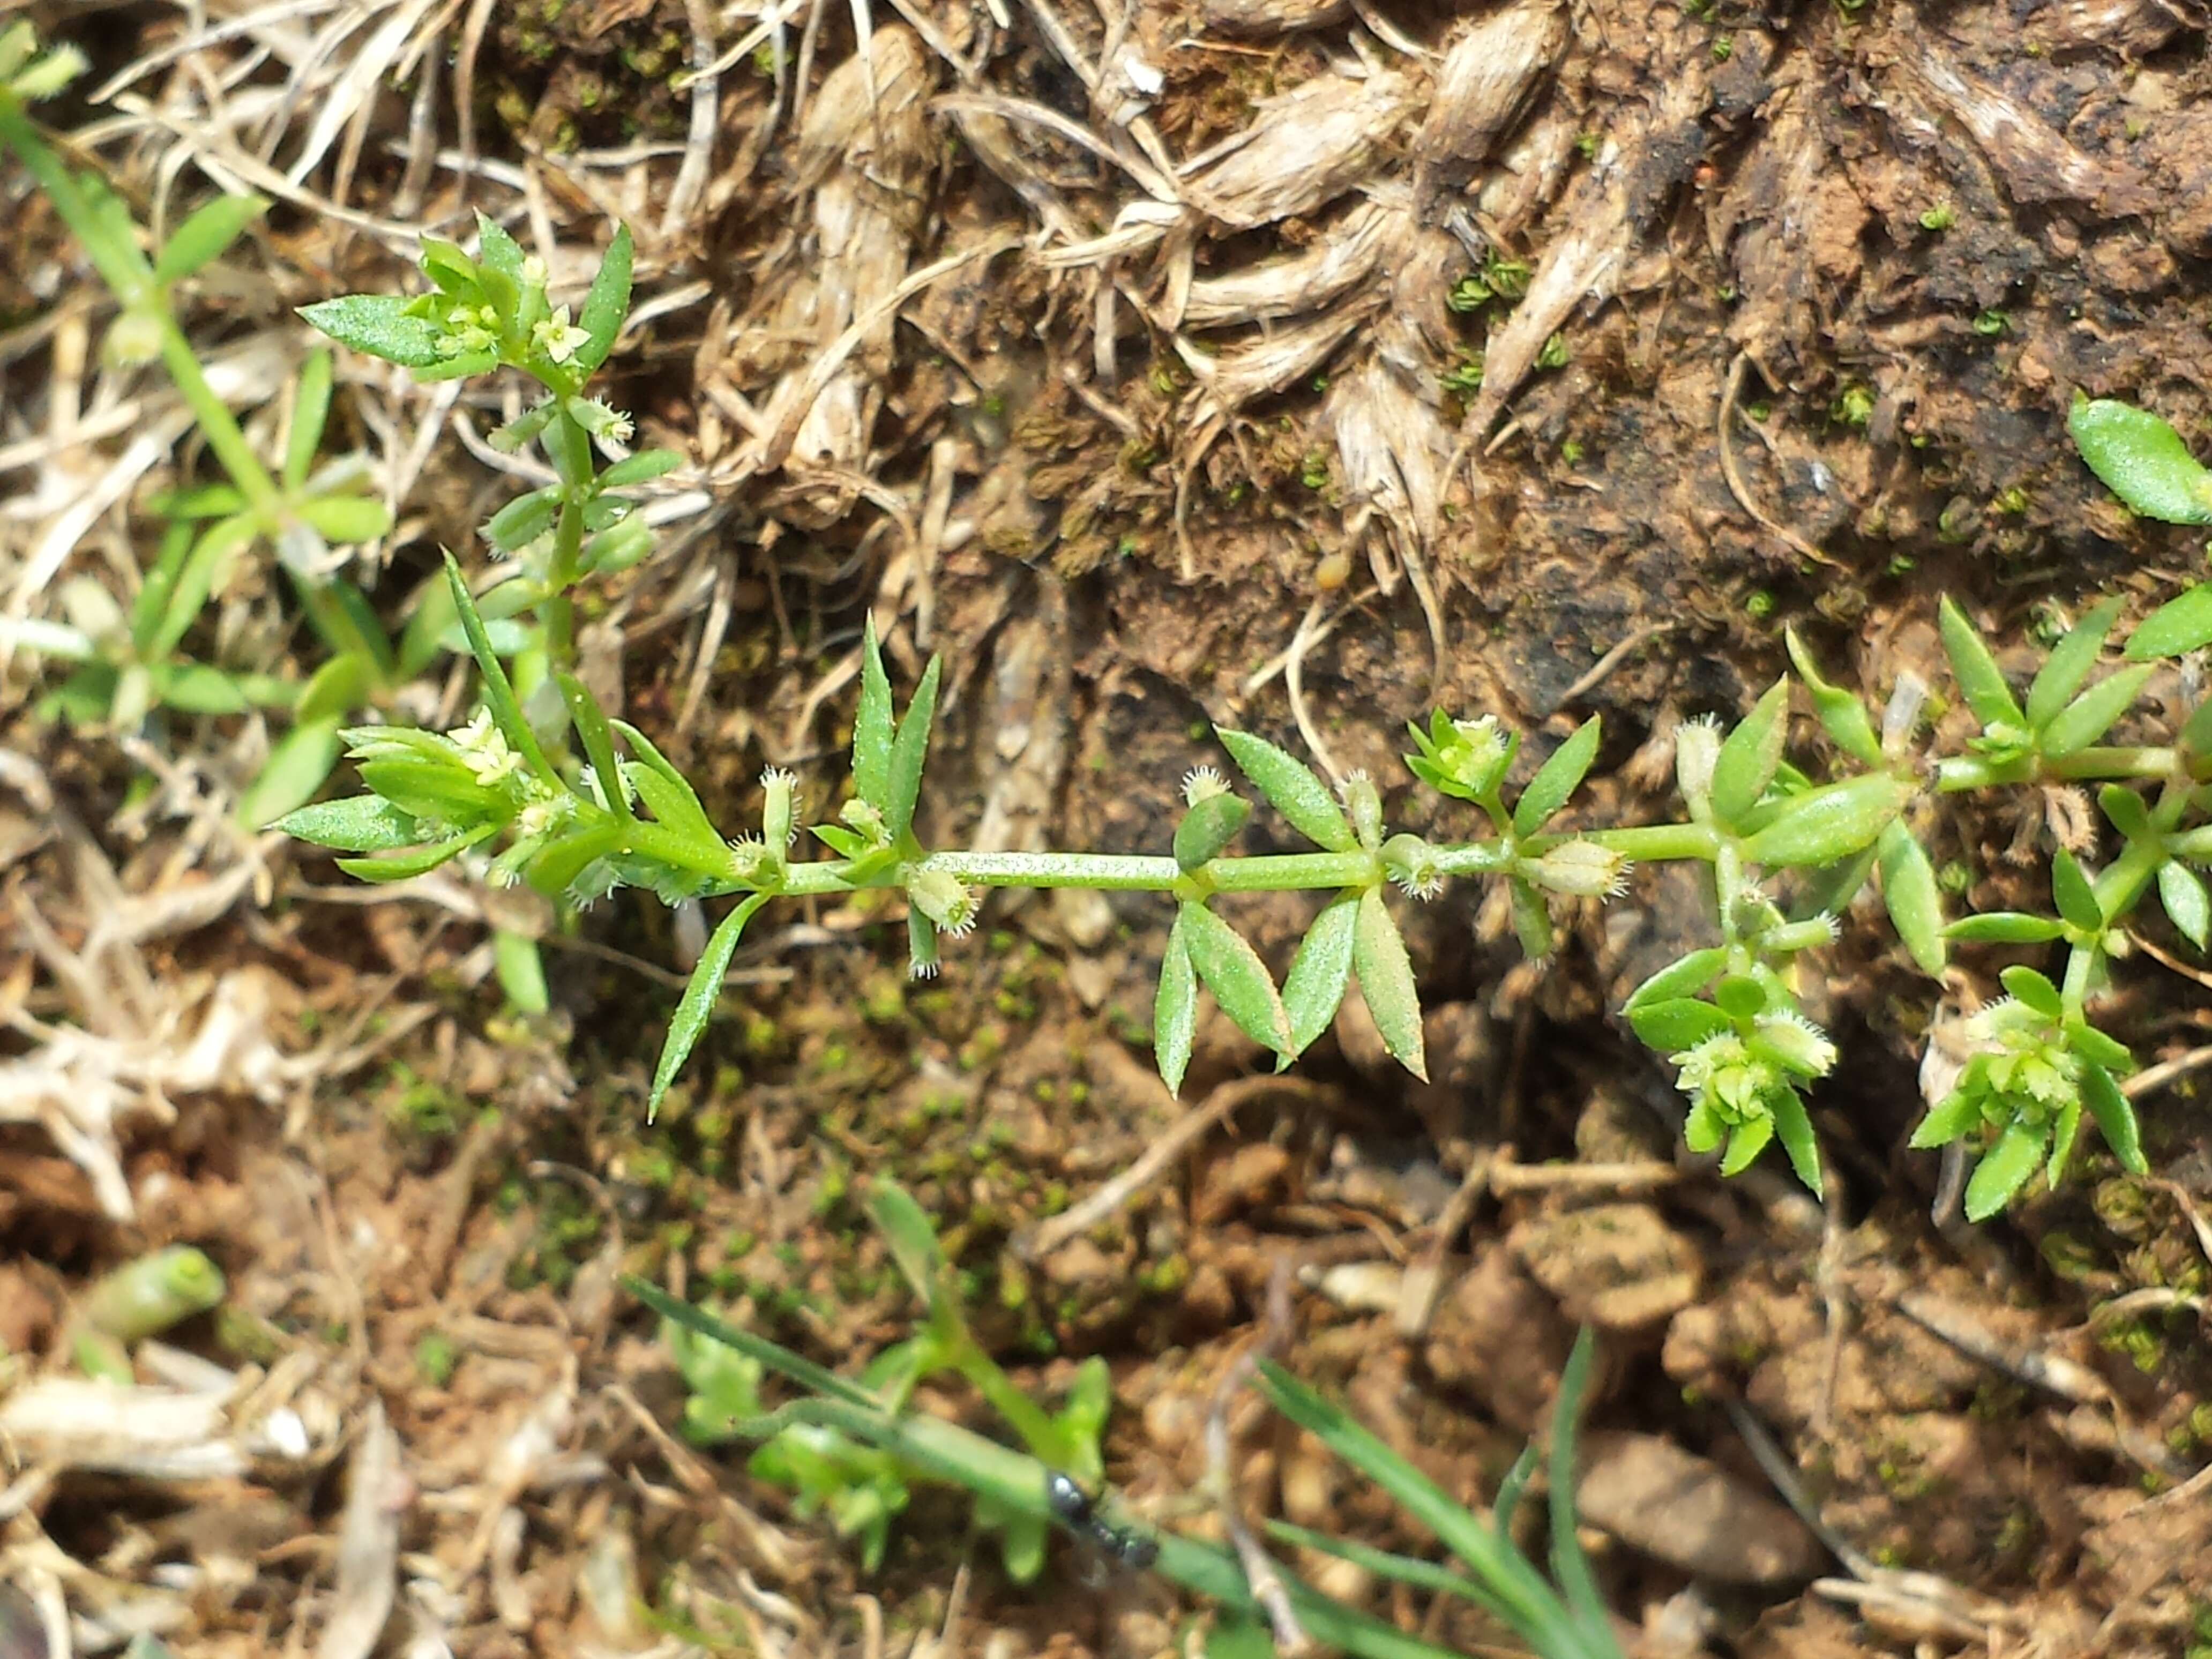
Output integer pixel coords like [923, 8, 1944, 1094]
[260, 215, 2212, 1225]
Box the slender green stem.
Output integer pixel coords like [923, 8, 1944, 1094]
[1579, 821, 1721, 860]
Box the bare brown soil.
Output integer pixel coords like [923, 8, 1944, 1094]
[5, 0, 2212, 1654]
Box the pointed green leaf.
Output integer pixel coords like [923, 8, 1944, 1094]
[2026, 597, 2124, 729]
[854, 615, 895, 809]
[1945, 911, 2066, 944]
[2099, 784, 2153, 842]
[2081, 1062, 2147, 1174]
[2038, 663, 2154, 758]
[2158, 858, 2209, 950]
[1740, 773, 1912, 868]
[483, 485, 560, 552]
[627, 759, 719, 844]
[1624, 947, 1728, 1012]
[283, 347, 333, 491]
[475, 211, 527, 285]
[2064, 1019, 2134, 1075]
[1352, 887, 1426, 1080]
[1512, 716, 1601, 837]
[1710, 678, 1791, 829]
[1714, 975, 1767, 1020]
[1154, 914, 1197, 1094]
[560, 671, 631, 823]
[2045, 1095, 2082, 1188]
[1911, 1083, 1987, 1148]
[1719, 1113, 1775, 1177]
[1938, 596, 2024, 729]
[298, 294, 446, 368]
[336, 822, 498, 882]
[2068, 395, 2212, 525]
[2050, 848, 2104, 933]
[651, 891, 772, 1118]
[885, 654, 941, 840]
[1628, 998, 1731, 1053]
[150, 513, 258, 658]
[154, 191, 268, 284]
[522, 820, 623, 896]
[2124, 582, 2212, 660]
[155, 663, 250, 714]
[297, 491, 391, 544]
[576, 223, 633, 373]
[599, 447, 684, 488]
[238, 716, 345, 829]
[276, 794, 424, 851]
[494, 928, 550, 1014]
[1281, 892, 1357, 1053]
[1963, 1118, 2050, 1221]
[1999, 964, 2064, 1019]
[1769, 1087, 1824, 1196]
[296, 651, 372, 725]
[1877, 819, 1946, 976]
[1215, 729, 1355, 851]
[1179, 901, 1294, 1057]
[1784, 628, 1885, 766]
[443, 551, 555, 782]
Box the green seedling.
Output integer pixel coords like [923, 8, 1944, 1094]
[639, 1259, 1622, 1659]
[2, 25, 398, 827]
[68, 1246, 226, 1381]
[660, 1179, 1108, 1580]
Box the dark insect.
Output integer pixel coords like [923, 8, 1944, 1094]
[1043, 1470, 1159, 1571]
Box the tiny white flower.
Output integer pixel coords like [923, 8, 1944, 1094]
[532, 304, 591, 365]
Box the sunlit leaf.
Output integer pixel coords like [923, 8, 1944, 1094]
[2038, 663, 2154, 758]
[1352, 887, 1426, 1079]
[1998, 963, 2063, 1019]
[1215, 728, 1355, 851]
[2123, 582, 2212, 660]
[276, 794, 423, 851]
[1627, 997, 1730, 1053]
[1937, 596, 2023, 729]
[576, 223, 633, 373]
[1784, 627, 1885, 767]
[1512, 716, 1601, 837]
[1963, 1118, 2049, 1221]
[1739, 773, 1911, 868]
[1179, 901, 1294, 1058]
[153, 191, 267, 284]
[2157, 860, 2209, 951]
[1280, 891, 1357, 1054]
[335, 823, 497, 882]
[238, 716, 344, 828]
[1154, 913, 1197, 1094]
[2049, 848, 2104, 933]
[1876, 819, 1946, 976]
[651, 892, 772, 1118]
[1945, 911, 2065, 944]
[283, 347, 333, 491]
[1623, 947, 1728, 1012]
[2081, 1062, 2147, 1174]
[298, 294, 445, 368]
[2068, 395, 2212, 525]
[1710, 678, 1790, 829]
[885, 654, 942, 841]
[2026, 596, 2123, 729]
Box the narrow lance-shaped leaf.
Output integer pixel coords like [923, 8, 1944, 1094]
[1624, 947, 1729, 1012]
[1876, 819, 1946, 976]
[2124, 582, 2212, 661]
[2068, 395, 2212, 525]
[576, 223, 634, 374]
[335, 822, 498, 883]
[1215, 729, 1355, 851]
[276, 795, 423, 851]
[2080, 1062, 2147, 1174]
[284, 347, 333, 491]
[1784, 627, 1885, 767]
[1280, 892, 1358, 1054]
[1352, 887, 1426, 1080]
[885, 654, 942, 840]
[1937, 596, 2024, 729]
[442, 551, 557, 783]
[154, 191, 268, 284]
[1740, 773, 1911, 868]
[559, 671, 632, 823]
[2158, 859, 2209, 951]
[1768, 1087, 1825, 1197]
[1999, 964, 2064, 1019]
[298, 294, 445, 368]
[1945, 911, 2065, 943]
[494, 929, 550, 1015]
[1963, 1118, 2050, 1222]
[1508, 876, 1552, 961]
[1178, 901, 1295, 1058]
[1512, 716, 1601, 837]
[2038, 662, 2155, 759]
[651, 892, 773, 1118]
[1710, 678, 1791, 829]
[853, 615, 895, 810]
[1154, 913, 1197, 1094]
[1175, 791, 1252, 872]
[2049, 848, 2104, 934]
[2026, 596, 2124, 729]
[238, 716, 345, 830]
[1719, 1113, 1775, 1177]
[1627, 998, 1731, 1053]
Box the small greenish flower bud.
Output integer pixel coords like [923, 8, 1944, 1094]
[103, 309, 163, 368]
[1182, 765, 1230, 807]
[761, 766, 798, 848]
[907, 865, 978, 936]
[514, 790, 576, 842]
[1967, 721, 2033, 765]
[1675, 715, 1723, 813]
[841, 796, 890, 847]
[520, 255, 550, 288]
[1672, 1032, 1780, 1124]
[567, 397, 634, 442]
[1340, 771, 1383, 849]
[1387, 838, 1444, 901]
[727, 833, 774, 883]
[1752, 1010, 1837, 1078]
[1756, 915, 1840, 955]
[8, 35, 86, 100]
[1522, 839, 1630, 898]
[1440, 716, 1513, 798]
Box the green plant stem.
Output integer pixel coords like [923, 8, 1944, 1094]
[1939, 745, 2179, 791]
[1578, 822, 1721, 860]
